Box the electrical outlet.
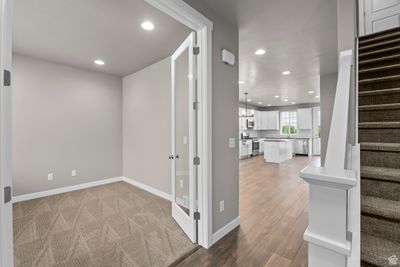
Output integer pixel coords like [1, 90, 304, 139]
[71, 170, 77, 177]
[47, 173, 54, 181]
[180, 180, 184, 188]
[229, 138, 236, 148]
[219, 200, 224, 212]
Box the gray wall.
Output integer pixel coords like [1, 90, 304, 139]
[185, 0, 239, 234]
[12, 54, 123, 196]
[123, 57, 171, 194]
[320, 73, 338, 165]
[337, 0, 356, 52]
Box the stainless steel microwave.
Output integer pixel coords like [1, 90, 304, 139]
[247, 119, 254, 128]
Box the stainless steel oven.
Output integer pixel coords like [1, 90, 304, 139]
[252, 139, 259, 155]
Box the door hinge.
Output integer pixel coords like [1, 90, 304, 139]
[193, 47, 200, 55]
[193, 157, 200, 165]
[3, 70, 11, 86]
[193, 102, 199, 110]
[4, 186, 11, 204]
[194, 211, 200, 220]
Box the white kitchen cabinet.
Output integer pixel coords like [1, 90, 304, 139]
[297, 108, 312, 129]
[254, 111, 262, 130]
[261, 111, 279, 130]
[239, 139, 252, 159]
[239, 117, 247, 131]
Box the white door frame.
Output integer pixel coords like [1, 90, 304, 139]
[0, 0, 14, 265]
[145, 0, 214, 248]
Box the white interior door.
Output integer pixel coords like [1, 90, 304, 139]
[365, 0, 400, 34]
[171, 32, 197, 243]
[0, 0, 14, 266]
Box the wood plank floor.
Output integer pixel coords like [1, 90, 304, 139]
[176, 155, 321, 267]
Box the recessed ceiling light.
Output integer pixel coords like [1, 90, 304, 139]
[258, 102, 262, 105]
[141, 21, 154, 31]
[267, 104, 272, 107]
[247, 99, 252, 102]
[274, 95, 280, 98]
[282, 71, 291, 75]
[94, 59, 105, 66]
[291, 102, 296, 104]
[315, 95, 320, 98]
[308, 90, 314, 94]
[255, 49, 266, 55]
[283, 98, 289, 102]
[238, 81, 245, 84]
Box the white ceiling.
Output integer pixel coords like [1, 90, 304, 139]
[201, 0, 338, 107]
[13, 0, 191, 77]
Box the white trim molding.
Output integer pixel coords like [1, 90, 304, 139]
[122, 176, 171, 201]
[13, 177, 123, 203]
[13, 176, 173, 204]
[304, 227, 352, 256]
[211, 216, 240, 246]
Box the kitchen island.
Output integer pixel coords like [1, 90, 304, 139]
[263, 139, 293, 163]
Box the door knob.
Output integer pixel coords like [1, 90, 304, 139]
[169, 155, 174, 159]
[175, 155, 180, 159]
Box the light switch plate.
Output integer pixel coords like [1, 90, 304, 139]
[180, 180, 183, 188]
[220, 200, 224, 212]
[71, 170, 77, 177]
[48, 173, 54, 181]
[229, 138, 236, 148]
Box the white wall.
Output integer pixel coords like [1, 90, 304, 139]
[123, 57, 171, 195]
[12, 54, 123, 196]
[320, 73, 338, 165]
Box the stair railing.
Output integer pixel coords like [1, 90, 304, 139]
[300, 49, 360, 267]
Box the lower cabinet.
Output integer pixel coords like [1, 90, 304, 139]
[239, 140, 253, 159]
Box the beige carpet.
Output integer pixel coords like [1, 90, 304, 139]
[13, 182, 198, 267]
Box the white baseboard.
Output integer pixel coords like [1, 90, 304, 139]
[13, 176, 123, 203]
[122, 176, 171, 201]
[211, 216, 240, 246]
[13, 176, 172, 204]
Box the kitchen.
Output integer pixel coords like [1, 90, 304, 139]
[239, 94, 321, 163]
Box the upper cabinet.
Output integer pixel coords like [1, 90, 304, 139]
[254, 111, 279, 130]
[239, 108, 279, 131]
[297, 108, 313, 130]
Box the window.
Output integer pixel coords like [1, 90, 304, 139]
[281, 111, 297, 135]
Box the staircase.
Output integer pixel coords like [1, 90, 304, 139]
[359, 27, 400, 267]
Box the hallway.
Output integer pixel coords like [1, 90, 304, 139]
[177, 155, 320, 267]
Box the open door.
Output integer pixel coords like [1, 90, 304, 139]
[0, 0, 14, 266]
[170, 32, 198, 243]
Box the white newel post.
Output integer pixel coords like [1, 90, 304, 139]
[300, 50, 358, 267]
[301, 167, 356, 267]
